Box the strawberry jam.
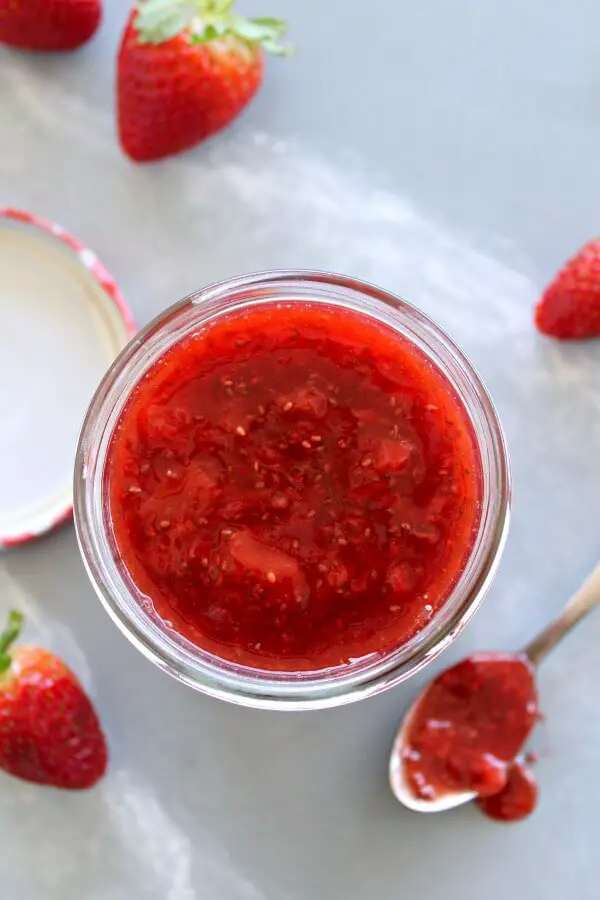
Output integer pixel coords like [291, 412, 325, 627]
[107, 303, 482, 671]
[476, 757, 538, 821]
[403, 652, 539, 820]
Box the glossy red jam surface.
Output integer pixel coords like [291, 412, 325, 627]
[107, 302, 482, 671]
[403, 652, 539, 820]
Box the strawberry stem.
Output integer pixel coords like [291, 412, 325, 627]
[134, 0, 291, 55]
[0, 610, 23, 674]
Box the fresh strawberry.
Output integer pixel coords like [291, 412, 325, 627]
[117, 0, 289, 162]
[535, 238, 600, 340]
[0, 611, 108, 789]
[0, 0, 101, 51]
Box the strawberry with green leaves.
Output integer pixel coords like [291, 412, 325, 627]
[535, 238, 600, 340]
[118, 0, 290, 162]
[0, 0, 101, 51]
[0, 611, 108, 790]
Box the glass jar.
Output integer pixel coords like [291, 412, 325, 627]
[74, 271, 510, 710]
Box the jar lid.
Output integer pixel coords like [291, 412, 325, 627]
[0, 208, 135, 549]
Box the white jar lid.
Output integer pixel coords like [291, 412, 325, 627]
[0, 208, 135, 548]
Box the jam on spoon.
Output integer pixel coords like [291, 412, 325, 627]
[390, 561, 600, 820]
[402, 652, 538, 819]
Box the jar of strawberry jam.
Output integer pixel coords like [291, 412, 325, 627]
[75, 271, 510, 709]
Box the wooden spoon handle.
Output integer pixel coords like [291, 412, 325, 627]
[524, 561, 600, 667]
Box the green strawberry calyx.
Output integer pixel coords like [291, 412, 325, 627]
[0, 610, 23, 676]
[134, 0, 291, 55]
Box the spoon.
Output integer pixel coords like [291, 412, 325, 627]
[389, 560, 600, 813]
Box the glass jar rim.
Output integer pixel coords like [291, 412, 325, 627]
[74, 270, 511, 710]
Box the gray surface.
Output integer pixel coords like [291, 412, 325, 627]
[2, 0, 600, 897]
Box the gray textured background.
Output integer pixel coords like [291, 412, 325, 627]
[2, 1, 600, 897]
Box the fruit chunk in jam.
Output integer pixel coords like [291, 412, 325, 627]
[107, 302, 482, 671]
